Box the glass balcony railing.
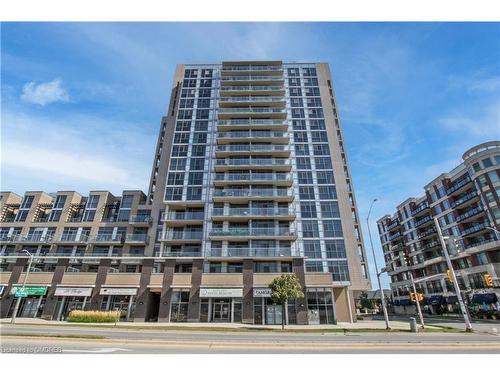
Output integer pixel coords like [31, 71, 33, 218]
[410, 202, 430, 216]
[414, 215, 433, 228]
[219, 85, 284, 92]
[215, 158, 291, 167]
[214, 172, 291, 182]
[221, 66, 282, 72]
[460, 223, 488, 237]
[125, 233, 149, 243]
[212, 207, 293, 217]
[17, 234, 54, 242]
[164, 211, 205, 220]
[161, 250, 202, 257]
[217, 119, 286, 126]
[129, 215, 152, 224]
[218, 131, 287, 139]
[218, 107, 286, 114]
[209, 228, 294, 237]
[386, 220, 400, 231]
[161, 231, 203, 240]
[216, 145, 289, 153]
[220, 76, 284, 82]
[446, 176, 471, 195]
[219, 96, 285, 103]
[213, 188, 291, 198]
[455, 205, 483, 222]
[451, 191, 478, 209]
[57, 233, 89, 242]
[92, 234, 124, 242]
[206, 248, 293, 257]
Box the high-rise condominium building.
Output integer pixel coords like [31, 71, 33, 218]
[377, 141, 500, 314]
[0, 61, 370, 324]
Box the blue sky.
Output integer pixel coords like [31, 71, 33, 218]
[1, 22, 499, 287]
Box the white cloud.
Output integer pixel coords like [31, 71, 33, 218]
[21, 78, 69, 106]
[438, 101, 500, 137]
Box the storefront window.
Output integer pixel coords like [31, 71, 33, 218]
[306, 288, 335, 324]
[170, 290, 190, 322]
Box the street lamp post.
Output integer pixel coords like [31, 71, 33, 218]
[11, 249, 34, 324]
[367, 198, 390, 330]
[408, 272, 425, 329]
[433, 217, 473, 332]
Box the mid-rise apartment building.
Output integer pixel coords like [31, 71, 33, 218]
[377, 141, 500, 313]
[0, 60, 370, 324]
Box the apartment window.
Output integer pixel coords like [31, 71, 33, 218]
[321, 202, 340, 218]
[327, 260, 350, 281]
[177, 109, 193, 119]
[482, 158, 493, 168]
[183, 79, 196, 88]
[288, 78, 301, 86]
[292, 120, 306, 130]
[325, 240, 346, 258]
[306, 98, 322, 107]
[302, 221, 320, 237]
[317, 171, 335, 184]
[194, 121, 208, 131]
[294, 131, 308, 143]
[289, 87, 302, 96]
[323, 220, 343, 237]
[184, 69, 198, 78]
[82, 210, 95, 222]
[227, 263, 243, 273]
[201, 69, 213, 78]
[15, 210, 29, 222]
[192, 145, 206, 156]
[296, 157, 311, 170]
[186, 187, 202, 200]
[197, 98, 211, 108]
[21, 195, 34, 209]
[48, 210, 61, 222]
[179, 99, 194, 108]
[190, 158, 205, 171]
[254, 262, 279, 273]
[290, 98, 304, 107]
[193, 132, 207, 144]
[300, 202, 317, 218]
[313, 144, 330, 155]
[199, 79, 212, 88]
[308, 108, 324, 118]
[291, 109, 305, 118]
[198, 89, 212, 98]
[181, 88, 196, 97]
[287, 68, 299, 76]
[170, 158, 186, 171]
[302, 67, 317, 76]
[176, 121, 191, 131]
[306, 261, 323, 272]
[304, 240, 322, 258]
[303, 78, 318, 86]
[174, 133, 190, 144]
[304, 87, 320, 96]
[315, 157, 332, 169]
[121, 195, 134, 209]
[318, 186, 337, 200]
[165, 187, 183, 201]
[472, 162, 481, 172]
[299, 186, 315, 200]
[195, 109, 210, 120]
[188, 172, 203, 185]
[167, 172, 184, 185]
[53, 195, 66, 209]
[309, 119, 325, 130]
[295, 144, 309, 156]
[298, 171, 314, 184]
[488, 170, 499, 183]
[172, 145, 188, 157]
[477, 252, 489, 265]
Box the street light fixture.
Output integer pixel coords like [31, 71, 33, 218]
[366, 198, 391, 330]
[434, 218, 473, 332]
[11, 249, 34, 324]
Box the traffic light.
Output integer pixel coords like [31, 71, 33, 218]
[484, 273, 493, 287]
[410, 292, 424, 302]
[410, 292, 416, 302]
[447, 269, 452, 283]
[418, 293, 424, 301]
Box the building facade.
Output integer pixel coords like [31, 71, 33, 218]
[0, 60, 370, 324]
[377, 141, 500, 314]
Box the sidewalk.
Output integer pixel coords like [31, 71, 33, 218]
[0, 317, 435, 331]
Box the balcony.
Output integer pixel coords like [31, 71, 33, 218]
[161, 231, 203, 242]
[213, 188, 294, 203]
[220, 76, 284, 84]
[66, 216, 83, 223]
[410, 202, 430, 217]
[214, 172, 293, 187]
[387, 231, 402, 241]
[386, 220, 400, 231]
[455, 205, 483, 223]
[214, 158, 291, 171]
[129, 215, 152, 225]
[450, 191, 478, 209]
[221, 65, 283, 73]
[15, 234, 53, 244]
[414, 215, 433, 228]
[218, 107, 287, 119]
[161, 250, 202, 257]
[219, 85, 285, 95]
[54, 233, 89, 244]
[217, 131, 289, 144]
[211, 207, 295, 220]
[417, 227, 437, 240]
[460, 223, 488, 237]
[162, 211, 205, 226]
[206, 247, 294, 258]
[209, 228, 296, 240]
[215, 144, 290, 157]
[124, 233, 149, 244]
[420, 240, 440, 251]
[446, 176, 472, 196]
[217, 119, 287, 131]
[89, 234, 124, 244]
[218, 96, 286, 106]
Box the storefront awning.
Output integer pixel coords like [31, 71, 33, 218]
[200, 288, 243, 298]
[100, 287, 137, 296]
[445, 295, 458, 304]
[471, 293, 498, 304]
[55, 287, 93, 297]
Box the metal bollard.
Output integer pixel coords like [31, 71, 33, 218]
[409, 317, 418, 333]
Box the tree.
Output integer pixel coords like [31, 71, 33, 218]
[359, 292, 375, 311]
[269, 274, 305, 329]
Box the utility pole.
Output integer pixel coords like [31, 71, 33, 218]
[11, 249, 34, 324]
[367, 198, 390, 330]
[434, 217, 473, 332]
[409, 272, 425, 329]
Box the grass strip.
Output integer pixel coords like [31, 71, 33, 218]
[2, 333, 105, 340]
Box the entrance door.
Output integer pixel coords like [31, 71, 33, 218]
[212, 299, 231, 322]
[266, 304, 282, 325]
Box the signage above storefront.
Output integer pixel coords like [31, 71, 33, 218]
[253, 288, 272, 297]
[200, 288, 243, 298]
[11, 286, 47, 296]
[55, 287, 93, 297]
[100, 288, 137, 296]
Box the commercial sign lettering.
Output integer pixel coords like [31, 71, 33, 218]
[100, 288, 137, 296]
[11, 286, 47, 296]
[55, 287, 93, 297]
[199, 288, 243, 298]
[253, 288, 272, 297]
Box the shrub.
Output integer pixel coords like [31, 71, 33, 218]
[67, 310, 120, 323]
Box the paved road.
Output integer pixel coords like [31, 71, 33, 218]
[1, 324, 499, 354]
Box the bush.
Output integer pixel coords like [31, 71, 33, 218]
[67, 310, 120, 323]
